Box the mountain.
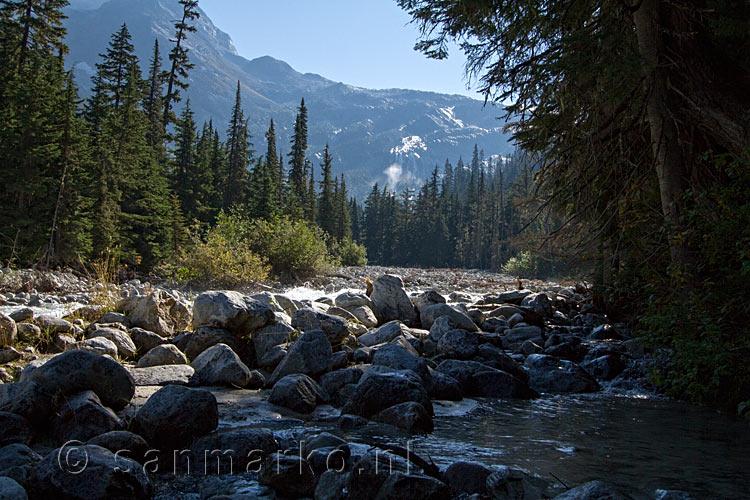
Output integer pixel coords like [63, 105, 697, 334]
[64, 0, 513, 198]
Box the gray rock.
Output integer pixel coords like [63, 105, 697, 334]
[471, 370, 538, 399]
[0, 444, 41, 473]
[52, 390, 123, 442]
[374, 471, 450, 500]
[258, 344, 287, 370]
[551, 480, 635, 500]
[253, 323, 295, 360]
[315, 470, 349, 500]
[320, 367, 365, 405]
[486, 466, 548, 500]
[0, 381, 53, 426]
[488, 304, 523, 319]
[128, 364, 194, 386]
[33, 315, 71, 334]
[15, 323, 41, 343]
[427, 371, 463, 401]
[0, 412, 32, 447]
[134, 385, 218, 450]
[292, 308, 350, 344]
[496, 290, 534, 305]
[136, 343, 187, 368]
[342, 370, 432, 418]
[444, 461, 492, 495]
[267, 330, 332, 387]
[24, 350, 134, 410]
[66, 337, 119, 358]
[521, 293, 553, 317]
[373, 343, 431, 383]
[192, 290, 274, 336]
[268, 373, 330, 413]
[274, 294, 299, 315]
[191, 343, 252, 387]
[359, 320, 413, 347]
[0, 477, 27, 500]
[348, 451, 411, 500]
[482, 317, 509, 333]
[97, 312, 130, 327]
[589, 324, 623, 340]
[129, 327, 166, 354]
[502, 326, 544, 349]
[372, 401, 433, 433]
[436, 329, 480, 359]
[352, 346, 374, 363]
[327, 306, 358, 322]
[86, 327, 137, 359]
[119, 290, 191, 337]
[420, 304, 478, 332]
[411, 290, 446, 314]
[0, 313, 17, 347]
[188, 427, 277, 475]
[524, 354, 600, 393]
[30, 444, 151, 499]
[260, 453, 316, 497]
[173, 327, 240, 361]
[428, 315, 458, 342]
[335, 291, 373, 310]
[51, 333, 76, 353]
[476, 343, 530, 383]
[581, 355, 626, 381]
[0, 348, 21, 365]
[370, 275, 418, 326]
[8, 309, 33, 323]
[520, 340, 543, 356]
[349, 305, 378, 328]
[86, 431, 149, 463]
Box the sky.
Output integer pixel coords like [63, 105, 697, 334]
[200, 0, 482, 98]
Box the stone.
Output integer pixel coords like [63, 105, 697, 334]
[274, 294, 299, 315]
[173, 327, 240, 361]
[320, 367, 365, 405]
[339, 414, 368, 430]
[521, 293, 553, 317]
[246, 370, 265, 390]
[0, 313, 16, 347]
[335, 291, 373, 310]
[524, 354, 600, 393]
[8, 309, 33, 323]
[66, 337, 118, 358]
[436, 329, 480, 359]
[119, 290, 191, 337]
[188, 427, 277, 475]
[51, 333, 76, 353]
[349, 305, 378, 328]
[192, 290, 274, 336]
[136, 344, 188, 368]
[129, 327, 166, 354]
[372, 402, 433, 433]
[581, 354, 627, 381]
[551, 480, 635, 500]
[411, 290, 447, 314]
[488, 304, 523, 319]
[347, 451, 410, 500]
[0, 444, 41, 473]
[86, 431, 149, 464]
[486, 466, 548, 500]
[502, 326, 544, 349]
[327, 306, 358, 322]
[260, 453, 316, 497]
[370, 275, 418, 326]
[496, 290, 534, 305]
[444, 461, 493, 495]
[0, 381, 53, 426]
[427, 371, 463, 401]
[359, 320, 413, 347]
[476, 343, 530, 383]
[0, 477, 27, 500]
[292, 308, 350, 344]
[482, 317, 509, 333]
[342, 370, 432, 418]
[420, 304, 479, 332]
[268, 373, 330, 413]
[373, 343, 431, 383]
[471, 370, 538, 399]
[589, 324, 623, 340]
[15, 324, 41, 343]
[352, 346, 374, 363]
[253, 323, 295, 360]
[133, 385, 218, 450]
[0, 348, 21, 365]
[258, 344, 287, 370]
[520, 340, 543, 356]
[86, 327, 137, 359]
[33, 315, 71, 334]
[428, 315, 458, 342]
[315, 470, 349, 500]
[267, 330, 332, 387]
[97, 312, 130, 327]
[24, 350, 134, 410]
[128, 365, 195, 386]
[52, 390, 123, 442]
[191, 343, 252, 387]
[30, 445, 151, 499]
[374, 472, 450, 500]
[0, 412, 32, 446]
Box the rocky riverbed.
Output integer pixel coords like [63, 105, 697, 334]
[0, 267, 747, 499]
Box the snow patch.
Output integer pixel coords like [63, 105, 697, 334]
[437, 106, 465, 128]
[390, 136, 427, 155]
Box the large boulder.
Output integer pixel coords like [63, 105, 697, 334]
[118, 290, 190, 337]
[435, 360, 537, 399]
[411, 290, 446, 314]
[192, 290, 274, 336]
[291, 308, 350, 344]
[0, 412, 32, 446]
[320, 367, 365, 405]
[420, 304, 478, 331]
[370, 275, 418, 326]
[188, 427, 277, 475]
[136, 344, 187, 368]
[268, 373, 330, 413]
[524, 354, 600, 393]
[253, 323, 295, 360]
[133, 385, 218, 450]
[24, 351, 134, 410]
[190, 343, 252, 387]
[551, 480, 635, 500]
[260, 453, 316, 497]
[267, 330, 332, 387]
[172, 327, 240, 361]
[0, 477, 27, 500]
[86, 327, 137, 359]
[65, 337, 118, 358]
[374, 472, 450, 500]
[0, 313, 16, 346]
[52, 390, 123, 442]
[372, 401, 434, 433]
[342, 370, 432, 418]
[347, 305, 377, 328]
[358, 320, 412, 347]
[0, 381, 53, 426]
[30, 444, 151, 499]
[0, 347, 21, 365]
[372, 344, 431, 383]
[0, 443, 41, 473]
[128, 365, 195, 386]
[87, 431, 150, 464]
[129, 327, 166, 354]
[334, 291, 373, 310]
[347, 452, 411, 500]
[436, 329, 480, 359]
[502, 326, 544, 350]
[34, 315, 72, 334]
[581, 354, 626, 381]
[443, 461, 493, 495]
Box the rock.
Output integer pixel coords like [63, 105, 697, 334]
[352, 346, 374, 363]
[372, 401, 433, 433]
[129, 327, 165, 354]
[370, 275, 418, 326]
[412, 290, 446, 314]
[292, 308, 350, 344]
[51, 333, 76, 353]
[0, 412, 32, 446]
[327, 306, 358, 322]
[191, 343, 252, 387]
[97, 312, 130, 327]
[134, 385, 217, 450]
[444, 461, 493, 495]
[315, 470, 349, 500]
[482, 317, 509, 333]
[86, 327, 137, 359]
[30, 444, 151, 499]
[335, 291, 373, 309]
[136, 344, 187, 368]
[119, 290, 191, 337]
[347, 452, 410, 500]
[87, 431, 149, 463]
[581, 354, 626, 381]
[359, 320, 413, 347]
[476, 343, 530, 383]
[623, 338, 645, 358]
[496, 290, 533, 305]
[24, 350, 134, 410]
[0, 313, 17, 347]
[52, 390, 123, 442]
[270, 373, 330, 414]
[502, 326, 544, 349]
[0, 477, 27, 500]
[339, 414, 368, 430]
[0, 443, 41, 474]
[274, 294, 299, 315]
[246, 370, 265, 389]
[436, 329, 479, 359]
[128, 365, 195, 386]
[259, 453, 316, 497]
[8, 308, 33, 323]
[192, 290, 274, 336]
[373, 343, 431, 383]
[427, 371, 463, 401]
[486, 466, 548, 500]
[521, 293, 553, 317]
[15, 323, 41, 343]
[349, 305, 378, 328]
[342, 370, 432, 418]
[188, 427, 277, 475]
[33, 315, 71, 334]
[321, 367, 365, 405]
[524, 354, 600, 393]
[0, 381, 53, 426]
[258, 344, 287, 370]
[173, 327, 240, 361]
[0, 347, 21, 365]
[374, 472, 450, 500]
[471, 370, 538, 399]
[488, 304, 523, 319]
[520, 340, 543, 356]
[428, 315, 459, 342]
[653, 490, 698, 500]
[551, 480, 635, 500]
[267, 330, 332, 387]
[253, 323, 294, 360]
[420, 304, 479, 332]
[589, 324, 623, 340]
[66, 337, 119, 358]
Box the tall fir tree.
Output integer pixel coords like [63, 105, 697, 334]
[287, 98, 308, 213]
[223, 81, 252, 209]
[143, 39, 165, 153]
[162, 0, 199, 130]
[317, 144, 336, 237]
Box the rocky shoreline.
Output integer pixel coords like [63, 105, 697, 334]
[0, 268, 696, 499]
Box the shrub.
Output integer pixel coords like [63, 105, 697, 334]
[334, 237, 367, 267]
[501, 251, 540, 278]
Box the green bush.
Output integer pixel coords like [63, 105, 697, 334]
[501, 251, 540, 278]
[334, 237, 367, 267]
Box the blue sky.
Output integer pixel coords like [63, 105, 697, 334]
[200, 0, 481, 98]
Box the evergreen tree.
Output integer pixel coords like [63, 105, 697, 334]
[173, 99, 197, 219]
[288, 98, 308, 208]
[162, 0, 199, 130]
[317, 144, 336, 237]
[223, 81, 252, 209]
[143, 39, 165, 152]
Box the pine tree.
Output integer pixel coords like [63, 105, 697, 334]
[223, 81, 252, 209]
[305, 160, 317, 223]
[288, 98, 308, 207]
[96, 23, 136, 112]
[143, 39, 165, 152]
[173, 98, 197, 219]
[317, 144, 336, 237]
[0, 0, 68, 73]
[162, 0, 199, 130]
[335, 174, 352, 242]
